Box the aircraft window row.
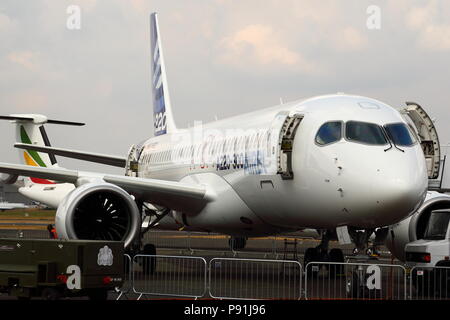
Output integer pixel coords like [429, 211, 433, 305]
[316, 121, 417, 147]
[141, 131, 272, 166]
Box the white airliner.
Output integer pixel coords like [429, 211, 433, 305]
[0, 201, 28, 211]
[0, 13, 435, 262]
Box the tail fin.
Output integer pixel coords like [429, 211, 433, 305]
[150, 12, 177, 136]
[0, 114, 84, 186]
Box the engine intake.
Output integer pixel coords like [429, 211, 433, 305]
[55, 183, 141, 248]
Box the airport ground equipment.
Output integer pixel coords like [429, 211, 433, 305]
[404, 208, 450, 297]
[0, 238, 124, 300]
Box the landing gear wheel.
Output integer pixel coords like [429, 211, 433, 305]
[228, 237, 247, 251]
[304, 248, 320, 278]
[142, 243, 157, 275]
[327, 248, 345, 277]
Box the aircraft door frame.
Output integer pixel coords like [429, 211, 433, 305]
[400, 101, 441, 179]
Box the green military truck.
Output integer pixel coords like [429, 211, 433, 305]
[0, 238, 124, 300]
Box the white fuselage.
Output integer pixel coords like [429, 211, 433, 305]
[135, 94, 428, 236]
[0, 202, 28, 210]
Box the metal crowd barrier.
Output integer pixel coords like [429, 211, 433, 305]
[115, 254, 133, 300]
[208, 257, 303, 300]
[304, 262, 407, 300]
[120, 254, 450, 300]
[410, 266, 450, 300]
[132, 254, 207, 299]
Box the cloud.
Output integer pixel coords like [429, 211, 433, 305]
[0, 12, 12, 30]
[7, 51, 40, 71]
[334, 27, 368, 52]
[217, 24, 318, 73]
[406, 1, 450, 51]
[0, 11, 18, 34]
[11, 89, 49, 111]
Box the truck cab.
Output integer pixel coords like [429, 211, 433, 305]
[405, 209, 450, 268]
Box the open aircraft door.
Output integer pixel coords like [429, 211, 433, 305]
[399, 101, 441, 179]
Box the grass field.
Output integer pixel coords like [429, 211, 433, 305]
[0, 208, 56, 219]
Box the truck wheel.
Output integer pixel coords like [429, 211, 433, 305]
[88, 289, 108, 301]
[41, 287, 61, 300]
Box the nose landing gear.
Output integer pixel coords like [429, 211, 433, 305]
[304, 230, 345, 278]
[228, 236, 247, 251]
[348, 227, 388, 258]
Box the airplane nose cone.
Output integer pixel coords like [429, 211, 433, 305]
[346, 155, 428, 227]
[377, 177, 426, 221]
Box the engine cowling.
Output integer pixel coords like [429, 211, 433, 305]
[385, 191, 450, 261]
[0, 173, 18, 185]
[55, 182, 141, 248]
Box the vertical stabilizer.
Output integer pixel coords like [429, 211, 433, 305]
[150, 12, 177, 136]
[0, 114, 84, 186]
[13, 115, 57, 186]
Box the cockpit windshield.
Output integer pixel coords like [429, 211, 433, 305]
[315, 121, 342, 145]
[345, 121, 388, 145]
[423, 210, 450, 240]
[384, 123, 417, 147]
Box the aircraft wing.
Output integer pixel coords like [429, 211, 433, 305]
[14, 143, 127, 168]
[0, 162, 209, 213]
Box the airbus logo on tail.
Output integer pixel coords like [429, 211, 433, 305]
[151, 15, 167, 136]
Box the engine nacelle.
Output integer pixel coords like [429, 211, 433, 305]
[0, 173, 18, 185]
[55, 182, 141, 248]
[385, 191, 450, 261]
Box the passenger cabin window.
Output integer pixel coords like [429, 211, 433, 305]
[345, 121, 387, 145]
[315, 121, 342, 145]
[384, 123, 417, 147]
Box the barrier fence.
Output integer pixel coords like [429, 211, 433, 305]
[209, 258, 302, 300]
[132, 255, 208, 299]
[410, 266, 450, 300]
[115, 254, 133, 300]
[114, 254, 450, 300]
[304, 262, 407, 300]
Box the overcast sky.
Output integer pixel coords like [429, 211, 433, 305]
[1, 0, 450, 175]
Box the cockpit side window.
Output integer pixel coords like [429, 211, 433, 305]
[384, 123, 417, 147]
[315, 121, 342, 146]
[345, 121, 387, 145]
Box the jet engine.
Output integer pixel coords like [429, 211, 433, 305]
[0, 173, 18, 185]
[55, 182, 141, 248]
[385, 191, 450, 261]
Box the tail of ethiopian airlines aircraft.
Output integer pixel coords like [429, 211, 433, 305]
[0, 114, 84, 207]
[16, 115, 59, 185]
